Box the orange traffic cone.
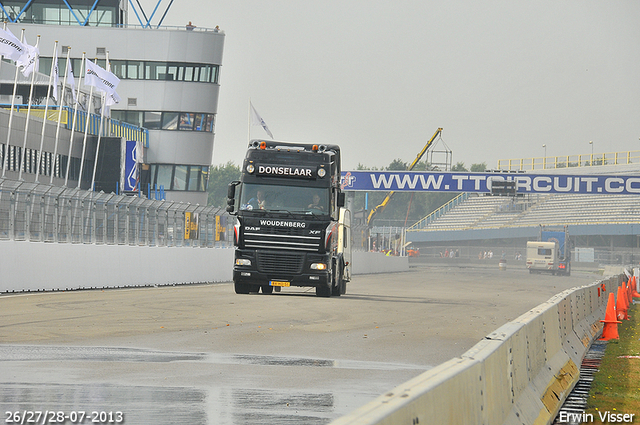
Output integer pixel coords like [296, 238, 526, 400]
[632, 276, 640, 298]
[600, 292, 621, 341]
[617, 286, 629, 321]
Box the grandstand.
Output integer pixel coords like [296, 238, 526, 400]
[405, 155, 640, 260]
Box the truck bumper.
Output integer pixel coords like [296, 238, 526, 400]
[233, 249, 331, 288]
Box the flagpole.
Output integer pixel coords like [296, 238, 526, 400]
[91, 52, 109, 191]
[51, 48, 71, 184]
[0, 23, 5, 173]
[65, 52, 85, 186]
[248, 98, 251, 142]
[78, 57, 95, 189]
[2, 29, 25, 178]
[18, 34, 40, 181]
[35, 40, 57, 183]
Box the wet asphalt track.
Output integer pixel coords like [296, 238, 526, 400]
[0, 263, 601, 424]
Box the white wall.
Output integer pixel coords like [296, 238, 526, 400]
[0, 243, 408, 293]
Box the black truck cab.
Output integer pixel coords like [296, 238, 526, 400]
[227, 140, 351, 297]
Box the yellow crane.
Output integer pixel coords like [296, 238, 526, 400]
[366, 127, 443, 227]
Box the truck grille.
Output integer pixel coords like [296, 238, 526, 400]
[244, 229, 321, 252]
[257, 251, 305, 275]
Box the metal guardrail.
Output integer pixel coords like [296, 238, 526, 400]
[407, 192, 469, 231]
[0, 178, 231, 247]
[497, 150, 640, 171]
[1, 104, 149, 146]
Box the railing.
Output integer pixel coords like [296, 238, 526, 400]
[496, 150, 640, 171]
[407, 192, 469, 231]
[0, 178, 231, 247]
[0, 104, 149, 146]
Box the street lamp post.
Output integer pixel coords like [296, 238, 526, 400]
[542, 144, 547, 168]
[589, 141, 593, 166]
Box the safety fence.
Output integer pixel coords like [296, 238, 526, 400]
[0, 178, 231, 247]
[496, 150, 640, 171]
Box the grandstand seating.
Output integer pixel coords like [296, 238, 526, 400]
[409, 192, 640, 231]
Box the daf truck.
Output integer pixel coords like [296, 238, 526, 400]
[226, 140, 351, 297]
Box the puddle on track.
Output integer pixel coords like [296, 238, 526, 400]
[0, 345, 429, 425]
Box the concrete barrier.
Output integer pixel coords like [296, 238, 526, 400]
[0, 243, 409, 293]
[331, 274, 622, 425]
[0, 241, 235, 292]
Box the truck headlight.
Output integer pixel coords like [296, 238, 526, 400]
[311, 263, 327, 270]
[235, 258, 252, 266]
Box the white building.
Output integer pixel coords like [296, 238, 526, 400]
[0, 0, 224, 205]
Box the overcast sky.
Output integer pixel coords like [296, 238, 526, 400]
[152, 0, 639, 171]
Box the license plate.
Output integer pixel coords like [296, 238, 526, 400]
[270, 280, 290, 287]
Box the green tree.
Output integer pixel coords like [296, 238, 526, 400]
[207, 162, 241, 207]
[470, 162, 487, 172]
[451, 162, 468, 172]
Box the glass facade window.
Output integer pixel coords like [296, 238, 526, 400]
[156, 165, 173, 189]
[161, 112, 179, 130]
[206, 115, 214, 132]
[179, 113, 194, 130]
[199, 166, 209, 191]
[149, 164, 209, 192]
[45, 59, 219, 84]
[173, 165, 188, 190]
[188, 165, 199, 190]
[112, 111, 215, 133]
[1, 0, 119, 26]
[194, 114, 204, 131]
[143, 111, 161, 130]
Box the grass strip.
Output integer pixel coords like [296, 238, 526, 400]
[585, 302, 640, 423]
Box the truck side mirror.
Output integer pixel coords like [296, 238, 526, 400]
[228, 181, 239, 199]
[337, 192, 345, 207]
[226, 181, 240, 213]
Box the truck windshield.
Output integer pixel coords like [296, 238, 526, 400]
[239, 183, 329, 214]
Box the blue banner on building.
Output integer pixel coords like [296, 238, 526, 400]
[122, 140, 141, 192]
[340, 171, 640, 195]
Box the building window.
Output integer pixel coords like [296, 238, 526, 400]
[161, 112, 179, 130]
[149, 164, 209, 192]
[156, 164, 173, 189]
[143, 111, 161, 130]
[112, 110, 215, 133]
[173, 165, 188, 190]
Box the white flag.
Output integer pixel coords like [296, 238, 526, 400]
[18, 36, 39, 77]
[0, 28, 26, 63]
[51, 49, 59, 101]
[105, 90, 121, 107]
[84, 59, 119, 95]
[66, 56, 77, 104]
[250, 102, 274, 139]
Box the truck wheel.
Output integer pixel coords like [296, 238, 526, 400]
[316, 285, 331, 297]
[261, 285, 274, 294]
[235, 282, 251, 294]
[331, 260, 342, 297]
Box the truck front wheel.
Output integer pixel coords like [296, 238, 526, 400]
[235, 282, 259, 294]
[331, 258, 346, 296]
[316, 285, 331, 297]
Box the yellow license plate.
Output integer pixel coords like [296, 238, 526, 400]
[270, 280, 290, 287]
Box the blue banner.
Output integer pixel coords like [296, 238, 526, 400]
[340, 171, 640, 195]
[123, 140, 140, 191]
